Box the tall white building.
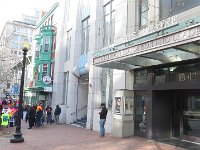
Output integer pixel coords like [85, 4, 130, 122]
[31, 0, 200, 144]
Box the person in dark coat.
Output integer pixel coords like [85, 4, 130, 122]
[28, 106, 36, 129]
[54, 105, 61, 125]
[99, 103, 108, 137]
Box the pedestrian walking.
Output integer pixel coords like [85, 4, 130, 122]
[99, 103, 108, 138]
[28, 106, 35, 129]
[36, 103, 43, 127]
[46, 105, 52, 124]
[54, 105, 61, 125]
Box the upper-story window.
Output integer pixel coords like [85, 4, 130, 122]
[35, 44, 40, 58]
[81, 17, 90, 55]
[51, 15, 54, 25]
[66, 29, 72, 61]
[42, 64, 48, 77]
[44, 36, 50, 52]
[135, 69, 148, 85]
[103, 0, 115, 47]
[160, 0, 200, 19]
[139, 0, 149, 27]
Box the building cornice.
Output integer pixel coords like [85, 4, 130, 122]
[36, 2, 59, 29]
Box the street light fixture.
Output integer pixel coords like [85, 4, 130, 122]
[10, 42, 30, 143]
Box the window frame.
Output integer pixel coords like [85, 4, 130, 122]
[81, 16, 90, 55]
[103, 0, 115, 47]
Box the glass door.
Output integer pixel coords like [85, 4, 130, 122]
[183, 96, 200, 143]
[134, 92, 146, 137]
[172, 93, 181, 138]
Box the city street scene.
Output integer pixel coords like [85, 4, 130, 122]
[1, 0, 200, 149]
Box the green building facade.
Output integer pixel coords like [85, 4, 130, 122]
[25, 3, 58, 106]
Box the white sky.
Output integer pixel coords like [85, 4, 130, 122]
[0, 0, 57, 32]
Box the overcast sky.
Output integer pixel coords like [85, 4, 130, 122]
[0, 0, 57, 32]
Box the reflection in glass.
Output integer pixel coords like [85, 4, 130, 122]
[183, 96, 200, 138]
[135, 95, 146, 133]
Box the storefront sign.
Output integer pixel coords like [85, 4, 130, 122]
[44, 87, 52, 92]
[177, 72, 197, 82]
[94, 24, 200, 64]
[114, 16, 177, 46]
[43, 76, 52, 85]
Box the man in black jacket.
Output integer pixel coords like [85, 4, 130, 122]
[28, 106, 35, 129]
[54, 105, 61, 125]
[99, 103, 108, 137]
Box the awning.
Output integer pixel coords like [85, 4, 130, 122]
[93, 22, 200, 70]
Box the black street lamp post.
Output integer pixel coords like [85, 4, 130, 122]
[10, 42, 30, 143]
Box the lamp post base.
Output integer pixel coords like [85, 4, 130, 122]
[10, 133, 24, 143]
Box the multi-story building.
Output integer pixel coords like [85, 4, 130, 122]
[0, 20, 35, 94]
[26, 3, 58, 105]
[30, 0, 200, 144]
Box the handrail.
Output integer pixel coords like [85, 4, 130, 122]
[71, 105, 87, 115]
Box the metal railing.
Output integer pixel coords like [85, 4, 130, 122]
[71, 105, 87, 115]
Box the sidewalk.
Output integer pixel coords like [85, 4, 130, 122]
[0, 120, 195, 150]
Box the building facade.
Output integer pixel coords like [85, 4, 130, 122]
[27, 3, 58, 106]
[93, 0, 200, 143]
[30, 0, 200, 144]
[0, 20, 36, 95]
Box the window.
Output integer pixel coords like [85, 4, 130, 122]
[50, 63, 54, 80]
[81, 17, 90, 54]
[51, 15, 54, 25]
[66, 29, 71, 61]
[44, 36, 50, 52]
[52, 35, 56, 51]
[63, 72, 69, 105]
[42, 64, 48, 77]
[154, 68, 168, 84]
[135, 93, 146, 135]
[35, 44, 40, 58]
[103, 0, 115, 47]
[135, 69, 147, 84]
[139, 0, 149, 27]
[101, 68, 113, 109]
[160, 0, 200, 19]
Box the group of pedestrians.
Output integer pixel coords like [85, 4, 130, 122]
[23, 103, 61, 129]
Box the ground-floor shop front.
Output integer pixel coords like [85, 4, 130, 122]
[134, 60, 200, 144]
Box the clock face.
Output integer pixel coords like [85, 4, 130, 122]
[43, 76, 51, 84]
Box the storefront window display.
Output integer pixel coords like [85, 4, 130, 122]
[115, 97, 121, 114]
[124, 98, 133, 115]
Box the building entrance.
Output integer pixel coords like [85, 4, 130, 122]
[172, 91, 200, 143]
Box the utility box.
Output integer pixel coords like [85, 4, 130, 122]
[112, 89, 134, 137]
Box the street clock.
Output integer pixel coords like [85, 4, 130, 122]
[43, 76, 52, 84]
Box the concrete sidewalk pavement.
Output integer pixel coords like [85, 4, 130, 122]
[0, 120, 190, 150]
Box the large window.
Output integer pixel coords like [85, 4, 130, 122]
[134, 92, 146, 136]
[160, 0, 200, 19]
[101, 68, 113, 109]
[81, 17, 90, 54]
[66, 29, 72, 61]
[103, 0, 115, 47]
[139, 0, 149, 27]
